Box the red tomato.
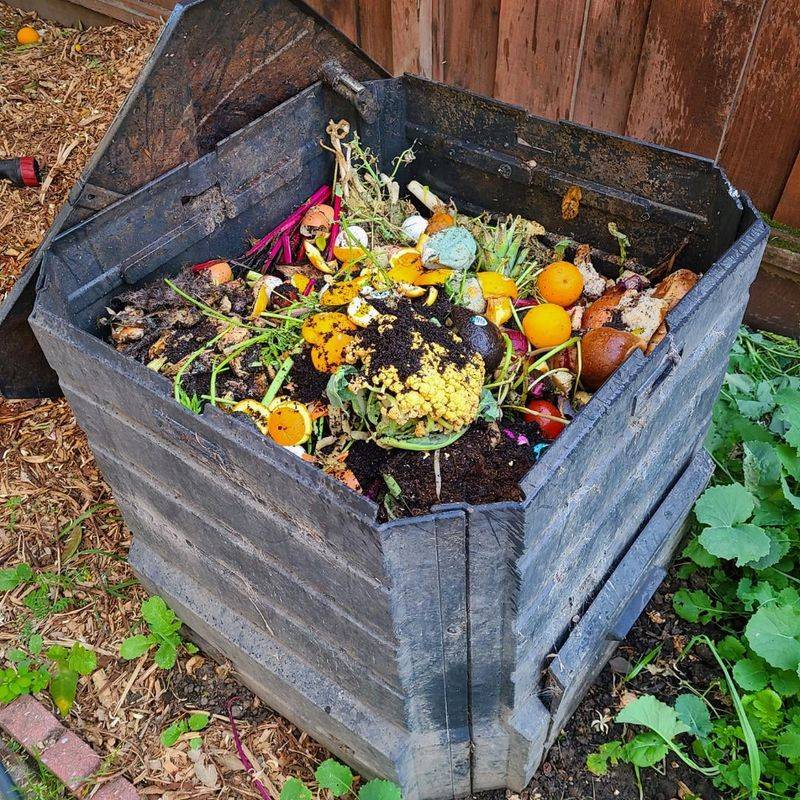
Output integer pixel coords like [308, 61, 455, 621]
[524, 399, 564, 440]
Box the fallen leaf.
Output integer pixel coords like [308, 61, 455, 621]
[194, 758, 219, 788]
[619, 690, 638, 708]
[561, 186, 582, 221]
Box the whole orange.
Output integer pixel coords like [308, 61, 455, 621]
[522, 303, 572, 348]
[16, 26, 40, 45]
[537, 261, 584, 306]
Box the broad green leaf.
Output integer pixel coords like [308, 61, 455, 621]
[673, 589, 714, 623]
[716, 635, 746, 662]
[586, 742, 625, 777]
[28, 634, 43, 655]
[623, 732, 668, 767]
[743, 440, 782, 490]
[68, 644, 96, 676]
[161, 721, 187, 747]
[772, 669, 800, 697]
[615, 695, 689, 742]
[776, 728, 800, 762]
[314, 759, 353, 797]
[280, 777, 313, 800]
[683, 537, 719, 568]
[45, 645, 70, 666]
[777, 443, 800, 481]
[675, 694, 713, 738]
[141, 596, 181, 635]
[120, 635, 153, 660]
[781, 476, 800, 510]
[49, 668, 78, 716]
[695, 483, 754, 527]
[585, 752, 609, 776]
[188, 712, 210, 731]
[733, 658, 769, 691]
[746, 605, 800, 671]
[699, 523, 770, 566]
[746, 689, 783, 730]
[154, 641, 178, 670]
[189, 736, 202, 751]
[748, 529, 791, 571]
[358, 779, 403, 800]
[726, 373, 754, 396]
[0, 564, 33, 591]
[0, 569, 21, 592]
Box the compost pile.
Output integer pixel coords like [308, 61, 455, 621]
[101, 120, 699, 518]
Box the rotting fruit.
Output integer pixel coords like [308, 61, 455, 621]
[537, 261, 584, 307]
[522, 303, 572, 348]
[524, 399, 564, 440]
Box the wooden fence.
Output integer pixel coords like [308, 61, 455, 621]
[44, 0, 800, 227]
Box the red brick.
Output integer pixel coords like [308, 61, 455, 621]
[91, 777, 141, 800]
[0, 695, 63, 750]
[40, 730, 101, 791]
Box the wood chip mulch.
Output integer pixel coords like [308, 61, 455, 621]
[0, 4, 328, 796]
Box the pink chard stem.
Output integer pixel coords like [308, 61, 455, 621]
[280, 232, 292, 264]
[226, 697, 271, 800]
[245, 185, 331, 257]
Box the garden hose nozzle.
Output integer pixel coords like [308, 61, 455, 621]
[0, 157, 41, 188]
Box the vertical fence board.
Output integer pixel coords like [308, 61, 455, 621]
[774, 152, 800, 228]
[391, 0, 426, 76]
[494, 0, 589, 120]
[303, 0, 358, 41]
[357, 0, 394, 72]
[442, 0, 501, 95]
[571, 0, 652, 133]
[626, 0, 763, 158]
[719, 0, 800, 213]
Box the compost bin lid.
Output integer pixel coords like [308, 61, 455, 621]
[0, 0, 387, 399]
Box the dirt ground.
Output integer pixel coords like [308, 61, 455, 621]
[0, 5, 720, 799]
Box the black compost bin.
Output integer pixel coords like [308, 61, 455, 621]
[1, 1, 768, 797]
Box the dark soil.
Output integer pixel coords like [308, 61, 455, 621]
[382, 424, 537, 516]
[168, 658, 273, 724]
[359, 296, 472, 383]
[521, 561, 723, 800]
[288, 348, 331, 404]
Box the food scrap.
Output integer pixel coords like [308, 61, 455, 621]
[101, 121, 700, 518]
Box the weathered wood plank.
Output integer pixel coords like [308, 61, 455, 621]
[494, 0, 589, 120]
[719, 0, 800, 212]
[358, 0, 394, 72]
[390, 0, 424, 75]
[571, 0, 652, 132]
[442, 0, 501, 95]
[774, 152, 800, 228]
[626, 0, 763, 158]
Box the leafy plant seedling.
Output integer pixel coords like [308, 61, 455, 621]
[120, 596, 198, 669]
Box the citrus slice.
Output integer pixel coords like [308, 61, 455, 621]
[303, 240, 335, 274]
[319, 276, 368, 307]
[310, 331, 353, 372]
[301, 312, 356, 344]
[415, 268, 454, 286]
[232, 399, 270, 435]
[265, 399, 312, 446]
[388, 247, 423, 283]
[485, 296, 513, 326]
[476, 272, 518, 299]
